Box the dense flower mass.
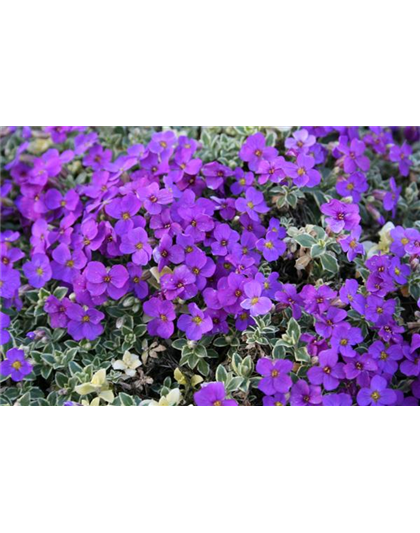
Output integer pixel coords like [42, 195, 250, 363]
[1, 125, 420, 406]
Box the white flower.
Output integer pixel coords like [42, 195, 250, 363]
[159, 389, 182, 405]
[75, 369, 114, 404]
[112, 351, 142, 377]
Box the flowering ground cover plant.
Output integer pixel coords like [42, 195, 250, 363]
[1, 125, 420, 406]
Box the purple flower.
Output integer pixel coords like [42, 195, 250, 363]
[149, 130, 176, 157]
[44, 295, 71, 328]
[383, 177, 401, 218]
[143, 298, 176, 339]
[275, 284, 303, 319]
[405, 228, 420, 256]
[321, 199, 361, 233]
[256, 231, 286, 261]
[344, 352, 378, 383]
[84, 261, 129, 300]
[241, 280, 272, 316]
[120, 227, 152, 266]
[339, 226, 364, 261]
[337, 136, 370, 173]
[105, 194, 142, 234]
[331, 323, 363, 358]
[390, 226, 410, 257]
[307, 349, 345, 391]
[194, 382, 238, 406]
[314, 307, 347, 338]
[339, 279, 365, 314]
[0, 312, 11, 345]
[238, 132, 277, 172]
[202, 162, 233, 190]
[185, 250, 216, 290]
[256, 358, 293, 395]
[389, 257, 410, 285]
[44, 189, 80, 213]
[263, 393, 287, 406]
[256, 156, 288, 185]
[368, 341, 403, 375]
[153, 234, 185, 271]
[230, 168, 254, 195]
[51, 243, 87, 283]
[365, 295, 395, 326]
[177, 303, 213, 340]
[127, 263, 148, 300]
[235, 187, 269, 221]
[161, 265, 197, 301]
[0, 243, 25, 267]
[290, 380, 322, 406]
[336, 172, 368, 203]
[322, 393, 353, 406]
[66, 303, 105, 341]
[389, 143, 412, 176]
[0, 265, 21, 299]
[285, 129, 316, 152]
[0, 348, 32, 382]
[211, 224, 240, 256]
[137, 182, 173, 214]
[285, 153, 321, 188]
[22, 253, 52, 288]
[357, 375, 397, 406]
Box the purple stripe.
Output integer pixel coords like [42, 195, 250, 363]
[291, 405, 307, 533]
[222, 401, 239, 533]
[197, 405, 214, 533]
[64, 402, 74, 533]
[263, 405, 276, 533]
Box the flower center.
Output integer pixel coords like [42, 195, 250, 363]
[136, 242, 144, 250]
[401, 237, 409, 245]
[251, 297, 259, 305]
[12, 361, 22, 370]
[82, 315, 90, 323]
[347, 183, 354, 190]
[254, 149, 262, 157]
[239, 178, 245, 185]
[2, 257, 9, 264]
[271, 369, 279, 377]
[36, 267, 44, 276]
[104, 275, 111, 283]
[221, 240, 227, 246]
[265, 241, 274, 249]
[160, 314, 167, 322]
[376, 307, 383, 314]
[193, 316, 203, 324]
[323, 366, 331, 374]
[192, 267, 200, 275]
[213, 400, 222, 406]
[247, 201, 254, 209]
[122, 212, 131, 220]
[161, 250, 168, 257]
[371, 391, 381, 402]
[297, 167, 306, 176]
[186, 246, 193, 253]
[380, 351, 388, 360]
[275, 401, 283, 406]
[66, 260, 74, 267]
[133, 276, 140, 283]
[150, 195, 158, 203]
[337, 213, 345, 220]
[83, 238, 91, 246]
[340, 339, 348, 346]
[303, 395, 310, 403]
[177, 282, 184, 288]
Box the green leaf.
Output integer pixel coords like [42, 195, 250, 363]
[215, 364, 228, 383]
[118, 393, 135, 406]
[172, 338, 187, 350]
[310, 243, 326, 258]
[53, 286, 68, 299]
[194, 344, 207, 358]
[320, 252, 339, 274]
[197, 359, 210, 376]
[286, 318, 301, 345]
[295, 234, 316, 248]
[294, 347, 311, 363]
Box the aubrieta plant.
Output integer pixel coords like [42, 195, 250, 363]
[1, 125, 420, 406]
